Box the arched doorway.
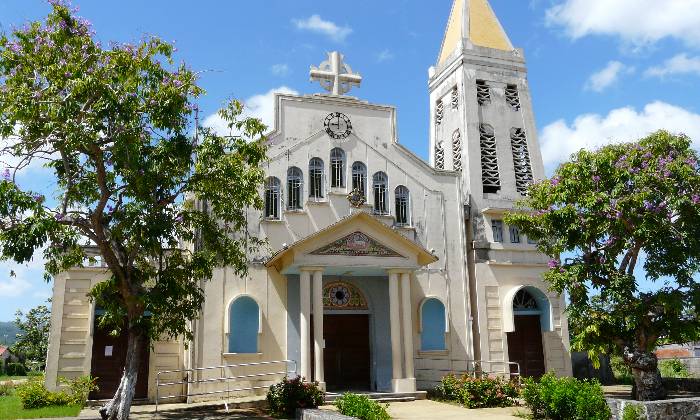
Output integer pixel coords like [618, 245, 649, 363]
[506, 288, 546, 378]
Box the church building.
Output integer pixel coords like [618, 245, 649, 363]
[45, 0, 572, 402]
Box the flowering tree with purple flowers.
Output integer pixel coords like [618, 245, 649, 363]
[506, 130, 700, 401]
[0, 3, 267, 419]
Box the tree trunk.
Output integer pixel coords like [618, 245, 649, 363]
[99, 328, 143, 420]
[624, 347, 666, 401]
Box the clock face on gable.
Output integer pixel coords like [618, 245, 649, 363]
[324, 112, 352, 140]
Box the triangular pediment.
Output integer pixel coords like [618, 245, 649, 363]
[310, 231, 404, 258]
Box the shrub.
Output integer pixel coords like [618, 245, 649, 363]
[622, 403, 645, 420]
[659, 358, 690, 378]
[335, 393, 390, 420]
[0, 381, 14, 396]
[15, 375, 97, 409]
[432, 374, 519, 408]
[5, 362, 27, 376]
[266, 376, 324, 418]
[521, 372, 610, 420]
[610, 355, 633, 384]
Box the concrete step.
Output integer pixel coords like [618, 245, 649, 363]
[324, 391, 426, 403]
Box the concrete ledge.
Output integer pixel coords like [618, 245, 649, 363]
[607, 396, 700, 420]
[298, 408, 358, 420]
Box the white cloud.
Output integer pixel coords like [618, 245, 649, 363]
[271, 64, 290, 76]
[546, 0, 700, 48]
[293, 15, 352, 42]
[540, 101, 700, 170]
[645, 53, 700, 78]
[376, 49, 395, 63]
[203, 86, 299, 136]
[585, 61, 634, 92]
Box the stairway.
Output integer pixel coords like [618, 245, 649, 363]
[324, 391, 427, 404]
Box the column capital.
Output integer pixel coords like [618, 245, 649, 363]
[385, 268, 415, 275]
[299, 266, 326, 273]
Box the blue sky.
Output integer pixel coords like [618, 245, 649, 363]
[1, 0, 700, 320]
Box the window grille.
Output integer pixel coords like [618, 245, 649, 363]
[395, 185, 410, 226]
[309, 157, 324, 200]
[513, 289, 538, 310]
[476, 80, 490, 105]
[264, 177, 281, 220]
[505, 84, 521, 110]
[287, 167, 303, 210]
[510, 225, 521, 243]
[479, 124, 500, 193]
[330, 148, 345, 188]
[451, 86, 459, 109]
[351, 161, 367, 199]
[435, 141, 445, 170]
[452, 130, 462, 171]
[372, 172, 389, 215]
[435, 100, 444, 126]
[510, 128, 534, 195]
[492, 219, 504, 243]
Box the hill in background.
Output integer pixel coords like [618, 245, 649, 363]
[0, 321, 22, 346]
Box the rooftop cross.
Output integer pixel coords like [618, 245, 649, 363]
[310, 51, 362, 96]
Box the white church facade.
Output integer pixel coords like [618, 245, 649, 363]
[45, 0, 572, 402]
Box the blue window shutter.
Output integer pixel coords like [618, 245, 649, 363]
[421, 298, 446, 351]
[229, 296, 259, 353]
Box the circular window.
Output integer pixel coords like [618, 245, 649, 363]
[329, 285, 351, 306]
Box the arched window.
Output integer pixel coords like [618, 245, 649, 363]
[330, 148, 346, 188]
[264, 177, 281, 220]
[372, 172, 388, 215]
[351, 162, 367, 199]
[395, 185, 410, 226]
[435, 141, 445, 170]
[309, 158, 324, 200]
[421, 298, 447, 351]
[287, 167, 303, 210]
[228, 296, 260, 353]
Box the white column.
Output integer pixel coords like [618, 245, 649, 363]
[299, 269, 311, 381]
[389, 271, 403, 384]
[401, 272, 416, 389]
[312, 269, 325, 388]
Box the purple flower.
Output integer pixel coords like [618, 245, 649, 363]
[33, 194, 44, 203]
[692, 195, 700, 205]
[599, 256, 606, 264]
[548, 259, 559, 269]
[2, 169, 11, 181]
[175, 214, 183, 223]
[615, 210, 623, 219]
[106, 205, 114, 212]
[686, 158, 697, 167]
[551, 177, 560, 186]
[173, 80, 182, 88]
[54, 213, 64, 221]
[644, 200, 654, 210]
[592, 175, 601, 183]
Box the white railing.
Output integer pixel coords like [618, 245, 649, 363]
[415, 358, 521, 387]
[155, 359, 297, 413]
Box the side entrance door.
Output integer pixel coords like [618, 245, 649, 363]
[322, 314, 371, 391]
[506, 315, 546, 378]
[89, 323, 150, 400]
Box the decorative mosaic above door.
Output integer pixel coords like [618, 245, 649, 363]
[310, 231, 403, 257]
[323, 282, 368, 310]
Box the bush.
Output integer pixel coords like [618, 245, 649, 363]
[0, 381, 14, 396]
[5, 362, 27, 376]
[659, 358, 690, 378]
[266, 376, 324, 418]
[431, 374, 519, 408]
[522, 373, 610, 420]
[335, 393, 390, 420]
[622, 403, 645, 420]
[14, 375, 97, 409]
[610, 355, 633, 384]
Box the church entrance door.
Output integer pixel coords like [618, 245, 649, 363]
[322, 314, 371, 391]
[89, 321, 150, 400]
[507, 315, 545, 378]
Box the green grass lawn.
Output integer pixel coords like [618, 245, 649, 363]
[0, 395, 81, 419]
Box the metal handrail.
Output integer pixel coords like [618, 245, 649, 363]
[155, 359, 297, 413]
[414, 358, 521, 383]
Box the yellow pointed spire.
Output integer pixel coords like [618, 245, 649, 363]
[437, 0, 513, 65]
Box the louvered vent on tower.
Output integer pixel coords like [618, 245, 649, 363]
[435, 100, 444, 125]
[510, 128, 534, 194]
[476, 80, 490, 105]
[479, 124, 500, 193]
[435, 141, 445, 170]
[451, 86, 459, 109]
[452, 129, 462, 171]
[505, 84, 521, 110]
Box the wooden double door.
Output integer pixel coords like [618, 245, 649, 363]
[313, 314, 371, 391]
[89, 323, 150, 400]
[506, 315, 546, 378]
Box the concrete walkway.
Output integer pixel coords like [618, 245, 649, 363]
[76, 399, 526, 419]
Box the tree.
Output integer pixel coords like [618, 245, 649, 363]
[505, 131, 700, 401]
[0, 3, 267, 419]
[12, 302, 51, 371]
